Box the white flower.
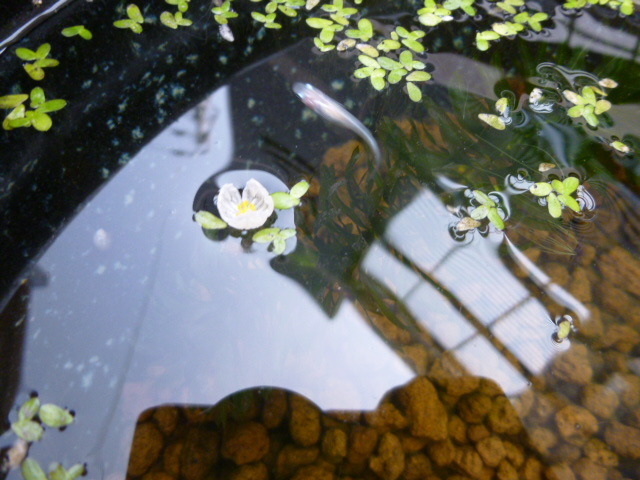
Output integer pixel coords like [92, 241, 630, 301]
[216, 178, 275, 230]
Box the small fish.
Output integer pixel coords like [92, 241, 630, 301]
[293, 82, 382, 165]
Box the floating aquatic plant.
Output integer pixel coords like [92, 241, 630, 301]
[165, 0, 190, 13]
[271, 179, 310, 209]
[475, 1, 549, 51]
[253, 227, 296, 254]
[251, 0, 306, 29]
[113, 4, 145, 33]
[212, 0, 239, 25]
[15, 43, 59, 81]
[21, 458, 85, 480]
[469, 190, 505, 230]
[0, 88, 67, 131]
[563, 0, 635, 16]
[160, 11, 193, 29]
[11, 396, 74, 444]
[563, 86, 611, 127]
[529, 176, 582, 218]
[61, 25, 93, 40]
[478, 97, 511, 130]
[195, 210, 228, 230]
[611, 140, 631, 154]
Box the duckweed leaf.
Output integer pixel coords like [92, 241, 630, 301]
[19, 397, 41, 422]
[37, 100, 67, 114]
[495, 97, 509, 115]
[558, 194, 581, 213]
[377, 39, 401, 52]
[547, 192, 562, 218]
[49, 464, 68, 480]
[355, 43, 378, 57]
[21, 458, 47, 480]
[370, 75, 386, 91]
[30, 87, 45, 107]
[279, 228, 296, 239]
[401, 38, 424, 53]
[289, 180, 310, 198]
[487, 207, 505, 230]
[473, 190, 495, 206]
[406, 82, 422, 102]
[39, 403, 74, 427]
[24, 64, 45, 81]
[195, 211, 227, 230]
[358, 55, 379, 68]
[470, 205, 489, 220]
[160, 12, 179, 28]
[127, 4, 144, 23]
[313, 38, 334, 51]
[11, 420, 44, 442]
[16, 48, 38, 61]
[599, 78, 618, 89]
[271, 192, 300, 209]
[561, 177, 580, 195]
[611, 140, 630, 153]
[405, 71, 431, 82]
[272, 237, 286, 255]
[62, 25, 92, 39]
[377, 56, 402, 71]
[306, 17, 333, 28]
[530, 182, 553, 196]
[387, 68, 408, 84]
[456, 217, 481, 232]
[253, 228, 280, 243]
[0, 94, 28, 109]
[567, 105, 584, 117]
[29, 112, 53, 132]
[354, 67, 374, 78]
[594, 99, 611, 114]
[478, 113, 506, 130]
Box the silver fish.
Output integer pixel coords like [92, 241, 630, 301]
[293, 82, 382, 165]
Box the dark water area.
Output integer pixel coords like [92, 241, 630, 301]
[2, 1, 640, 480]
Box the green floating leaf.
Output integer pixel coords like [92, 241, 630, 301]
[271, 192, 300, 209]
[529, 182, 553, 197]
[37, 99, 67, 113]
[473, 190, 495, 206]
[387, 68, 407, 84]
[253, 228, 280, 243]
[556, 320, 572, 340]
[195, 211, 227, 230]
[35, 43, 51, 59]
[16, 48, 38, 61]
[19, 397, 41, 422]
[22, 458, 47, 480]
[11, 420, 44, 442]
[39, 403, 74, 427]
[405, 70, 431, 82]
[377, 56, 402, 71]
[160, 12, 178, 28]
[272, 237, 286, 255]
[30, 112, 53, 132]
[370, 75, 386, 91]
[30, 87, 45, 107]
[0, 94, 28, 109]
[470, 204, 489, 220]
[611, 140, 630, 153]
[356, 43, 378, 57]
[594, 99, 611, 115]
[487, 207, 505, 230]
[279, 228, 296, 239]
[48, 464, 67, 480]
[306, 17, 333, 29]
[289, 180, 310, 199]
[558, 194, 581, 213]
[567, 105, 584, 118]
[406, 82, 422, 102]
[24, 64, 45, 81]
[478, 113, 506, 130]
[562, 177, 580, 195]
[127, 4, 144, 23]
[547, 192, 562, 218]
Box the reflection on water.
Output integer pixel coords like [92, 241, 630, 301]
[1, 3, 640, 480]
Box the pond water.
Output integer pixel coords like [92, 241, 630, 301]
[1, 1, 640, 480]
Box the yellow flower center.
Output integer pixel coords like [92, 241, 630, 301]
[236, 200, 256, 215]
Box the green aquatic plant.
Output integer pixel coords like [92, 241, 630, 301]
[113, 4, 145, 33]
[417, 0, 454, 27]
[160, 11, 193, 29]
[253, 227, 296, 254]
[251, 0, 306, 29]
[1, 87, 67, 131]
[468, 190, 505, 230]
[474, 1, 549, 51]
[271, 179, 310, 209]
[61, 25, 93, 40]
[165, 0, 190, 13]
[478, 97, 511, 130]
[529, 176, 582, 218]
[21, 458, 85, 480]
[563, 86, 611, 127]
[611, 140, 631, 154]
[11, 396, 74, 443]
[15, 43, 59, 81]
[195, 210, 228, 229]
[563, 0, 635, 16]
[212, 0, 239, 25]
